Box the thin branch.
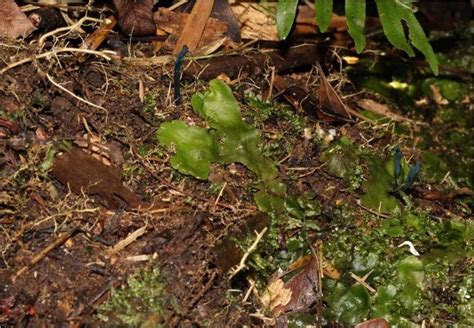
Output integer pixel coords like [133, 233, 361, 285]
[12, 228, 79, 282]
[229, 227, 268, 280]
[38, 16, 107, 46]
[46, 73, 109, 119]
[1, 48, 115, 74]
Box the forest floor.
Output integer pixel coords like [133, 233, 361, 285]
[0, 6, 473, 328]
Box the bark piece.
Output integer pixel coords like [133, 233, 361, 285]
[51, 148, 148, 209]
[82, 16, 117, 51]
[173, 0, 215, 55]
[183, 44, 327, 80]
[0, 0, 36, 39]
[211, 0, 241, 42]
[154, 8, 228, 55]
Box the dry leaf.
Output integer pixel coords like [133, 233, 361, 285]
[273, 75, 319, 118]
[355, 318, 390, 328]
[260, 279, 292, 314]
[231, 3, 278, 41]
[342, 56, 360, 65]
[323, 261, 341, 280]
[113, 0, 155, 36]
[318, 63, 351, 120]
[272, 257, 321, 316]
[51, 148, 148, 209]
[0, 0, 35, 39]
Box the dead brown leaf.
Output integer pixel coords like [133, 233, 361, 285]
[355, 318, 390, 328]
[51, 148, 148, 209]
[272, 257, 321, 316]
[0, 0, 35, 39]
[113, 0, 155, 36]
[317, 63, 352, 122]
[260, 279, 292, 314]
[273, 75, 319, 118]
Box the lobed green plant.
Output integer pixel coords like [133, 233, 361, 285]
[276, 0, 439, 74]
[157, 79, 278, 181]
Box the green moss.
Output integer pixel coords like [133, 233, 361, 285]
[320, 139, 364, 190]
[323, 209, 473, 326]
[96, 268, 168, 327]
[142, 93, 157, 114]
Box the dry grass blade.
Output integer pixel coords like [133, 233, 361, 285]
[108, 224, 148, 255]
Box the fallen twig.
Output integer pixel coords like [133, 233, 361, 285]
[229, 227, 268, 279]
[108, 224, 148, 255]
[12, 228, 79, 282]
[46, 73, 109, 118]
[38, 16, 107, 47]
[0, 47, 115, 74]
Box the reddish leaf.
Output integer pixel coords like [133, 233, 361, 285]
[317, 63, 352, 121]
[0, 296, 16, 316]
[0, 0, 35, 39]
[0, 118, 19, 135]
[113, 0, 156, 36]
[273, 256, 321, 315]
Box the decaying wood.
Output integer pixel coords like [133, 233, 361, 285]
[212, 0, 241, 42]
[231, 2, 278, 41]
[183, 43, 327, 80]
